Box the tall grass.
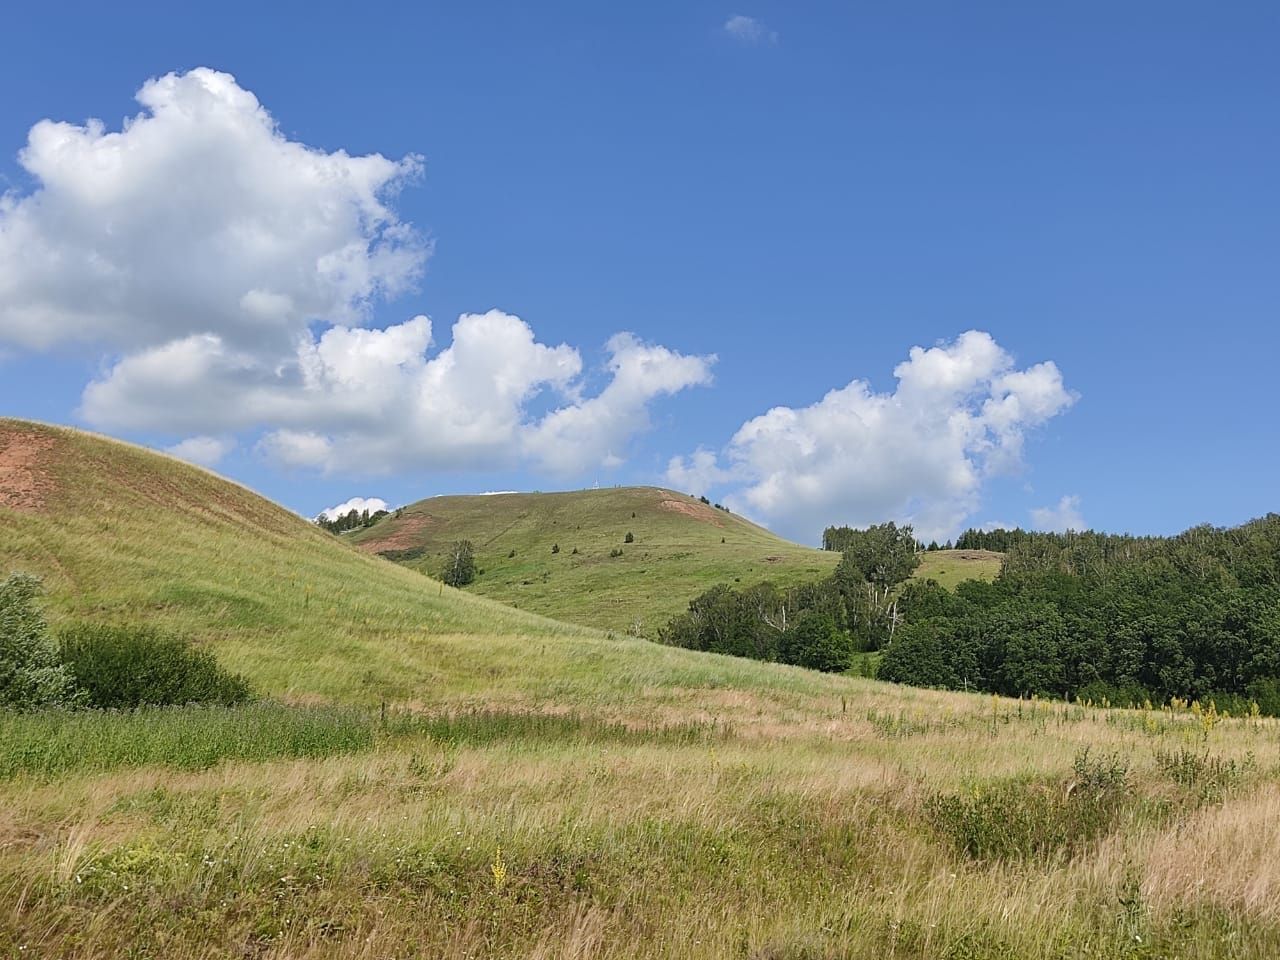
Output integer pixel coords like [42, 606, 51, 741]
[0, 703, 373, 778]
[390, 707, 730, 747]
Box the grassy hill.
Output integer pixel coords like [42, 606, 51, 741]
[348, 487, 1000, 634]
[915, 547, 1004, 588]
[1, 419, 1276, 959]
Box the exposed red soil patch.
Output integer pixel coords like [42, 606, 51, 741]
[358, 513, 434, 553]
[0, 429, 58, 513]
[657, 498, 724, 527]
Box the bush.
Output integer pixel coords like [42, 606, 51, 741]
[624, 531, 635, 544]
[1246, 678, 1280, 716]
[1154, 747, 1253, 796]
[59, 624, 252, 708]
[780, 612, 851, 673]
[926, 752, 1130, 862]
[0, 574, 78, 710]
[378, 546, 426, 562]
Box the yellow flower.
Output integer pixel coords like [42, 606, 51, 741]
[491, 846, 507, 891]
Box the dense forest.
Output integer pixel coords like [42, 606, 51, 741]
[665, 516, 1280, 714]
[882, 516, 1280, 712]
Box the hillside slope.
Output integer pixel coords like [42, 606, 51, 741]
[348, 487, 837, 635]
[0, 419, 882, 710]
[349, 487, 1001, 634]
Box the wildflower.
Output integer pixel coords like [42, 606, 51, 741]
[491, 846, 507, 891]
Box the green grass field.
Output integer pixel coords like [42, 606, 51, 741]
[348, 487, 998, 635]
[2, 419, 1279, 959]
[915, 547, 1004, 589]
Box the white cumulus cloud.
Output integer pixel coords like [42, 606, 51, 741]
[164, 435, 234, 467]
[0, 68, 713, 478]
[521, 334, 716, 474]
[665, 331, 1076, 543]
[666, 447, 733, 497]
[81, 310, 712, 475]
[0, 67, 424, 353]
[723, 15, 777, 45]
[318, 496, 390, 521]
[1030, 495, 1084, 533]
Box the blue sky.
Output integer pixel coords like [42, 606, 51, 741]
[0, 1, 1276, 544]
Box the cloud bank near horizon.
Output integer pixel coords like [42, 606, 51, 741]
[667, 331, 1077, 543]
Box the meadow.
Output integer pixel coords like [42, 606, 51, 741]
[346, 488, 999, 636]
[4, 690, 1279, 958]
[348, 486, 845, 636]
[2, 420, 1279, 958]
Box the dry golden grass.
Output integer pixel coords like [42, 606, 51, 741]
[2, 692, 1279, 957]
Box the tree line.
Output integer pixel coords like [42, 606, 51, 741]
[881, 515, 1280, 712]
[315, 507, 391, 534]
[824, 524, 953, 553]
[668, 514, 1280, 714]
[660, 523, 921, 672]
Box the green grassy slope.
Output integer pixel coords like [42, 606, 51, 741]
[0, 419, 848, 707]
[349, 487, 838, 635]
[915, 547, 1004, 589]
[349, 487, 1000, 634]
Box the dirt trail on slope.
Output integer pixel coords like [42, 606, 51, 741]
[358, 514, 434, 553]
[0, 430, 58, 513]
[658, 498, 725, 527]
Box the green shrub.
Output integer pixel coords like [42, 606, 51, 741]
[779, 612, 851, 673]
[0, 574, 78, 710]
[378, 546, 427, 562]
[1245, 678, 1280, 716]
[926, 750, 1130, 862]
[1074, 681, 1152, 709]
[440, 540, 476, 587]
[59, 624, 251, 708]
[1154, 746, 1253, 797]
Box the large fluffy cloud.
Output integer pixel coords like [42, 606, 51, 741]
[0, 68, 424, 352]
[0, 69, 712, 476]
[666, 331, 1076, 542]
[82, 310, 713, 474]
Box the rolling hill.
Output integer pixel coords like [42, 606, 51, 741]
[1, 418, 1274, 959]
[348, 487, 1001, 634]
